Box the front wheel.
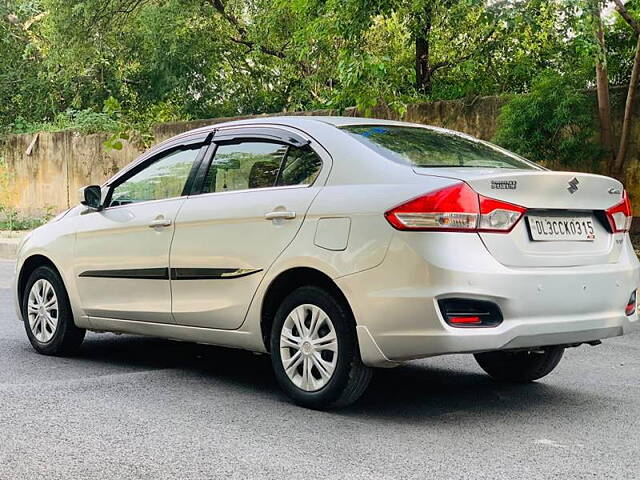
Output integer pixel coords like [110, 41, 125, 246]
[270, 286, 372, 409]
[474, 346, 565, 383]
[22, 265, 85, 356]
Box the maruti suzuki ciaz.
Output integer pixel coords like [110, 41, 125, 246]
[14, 117, 639, 409]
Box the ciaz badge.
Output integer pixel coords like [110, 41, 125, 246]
[490, 180, 517, 190]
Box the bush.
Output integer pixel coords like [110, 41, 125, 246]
[493, 73, 602, 169]
[0, 212, 47, 231]
[9, 108, 120, 135]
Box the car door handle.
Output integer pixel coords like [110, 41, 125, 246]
[264, 211, 296, 220]
[148, 218, 172, 228]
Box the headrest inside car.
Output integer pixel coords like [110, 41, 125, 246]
[248, 161, 279, 189]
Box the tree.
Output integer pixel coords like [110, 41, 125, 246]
[411, 0, 497, 95]
[612, 0, 640, 173]
[578, 0, 640, 176]
[0, 0, 636, 146]
[589, 0, 617, 166]
[494, 72, 601, 169]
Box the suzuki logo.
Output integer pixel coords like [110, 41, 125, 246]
[567, 177, 579, 194]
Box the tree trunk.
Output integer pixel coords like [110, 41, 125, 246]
[593, 3, 617, 168]
[614, 34, 640, 174]
[415, 6, 433, 95]
[612, 0, 640, 176]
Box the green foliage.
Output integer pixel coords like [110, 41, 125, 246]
[493, 73, 602, 168]
[0, 212, 47, 231]
[0, 0, 638, 137]
[10, 108, 120, 135]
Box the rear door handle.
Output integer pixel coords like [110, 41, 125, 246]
[265, 211, 296, 220]
[149, 218, 172, 228]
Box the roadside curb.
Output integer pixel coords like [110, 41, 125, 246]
[0, 232, 27, 260]
[0, 239, 19, 260]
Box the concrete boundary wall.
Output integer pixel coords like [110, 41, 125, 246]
[2, 96, 640, 217]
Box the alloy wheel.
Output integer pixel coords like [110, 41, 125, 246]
[27, 279, 59, 343]
[279, 304, 338, 392]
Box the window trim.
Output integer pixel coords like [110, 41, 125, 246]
[103, 139, 210, 210]
[212, 126, 310, 148]
[105, 131, 212, 187]
[188, 183, 312, 201]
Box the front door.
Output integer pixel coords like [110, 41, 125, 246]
[170, 128, 327, 329]
[73, 143, 205, 323]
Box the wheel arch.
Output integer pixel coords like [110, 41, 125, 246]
[260, 266, 355, 351]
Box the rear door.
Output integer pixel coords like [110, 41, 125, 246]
[169, 126, 329, 329]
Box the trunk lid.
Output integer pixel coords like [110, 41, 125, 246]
[413, 168, 626, 267]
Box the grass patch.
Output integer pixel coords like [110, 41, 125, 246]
[0, 208, 52, 232]
[0, 217, 46, 231]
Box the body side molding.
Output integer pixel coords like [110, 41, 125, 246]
[78, 268, 168, 279]
[78, 267, 262, 280]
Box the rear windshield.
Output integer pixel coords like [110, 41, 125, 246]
[342, 125, 538, 170]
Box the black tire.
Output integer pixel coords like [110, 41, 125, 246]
[22, 265, 85, 356]
[474, 346, 565, 383]
[270, 285, 372, 409]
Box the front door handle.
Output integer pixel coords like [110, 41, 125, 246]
[149, 218, 172, 228]
[265, 211, 296, 220]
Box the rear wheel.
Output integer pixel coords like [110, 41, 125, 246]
[270, 286, 372, 409]
[22, 265, 85, 355]
[474, 346, 565, 382]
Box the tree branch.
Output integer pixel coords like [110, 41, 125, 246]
[613, 0, 640, 36]
[87, 0, 151, 32]
[228, 37, 286, 59]
[210, 0, 246, 35]
[207, 0, 289, 60]
[428, 27, 497, 76]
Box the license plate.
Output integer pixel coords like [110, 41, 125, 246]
[527, 216, 596, 241]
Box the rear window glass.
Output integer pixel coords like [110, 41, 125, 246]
[342, 125, 538, 170]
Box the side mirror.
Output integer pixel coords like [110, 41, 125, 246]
[79, 185, 102, 210]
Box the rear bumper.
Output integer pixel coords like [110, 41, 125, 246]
[337, 231, 640, 367]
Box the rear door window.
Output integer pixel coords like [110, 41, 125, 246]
[202, 142, 287, 193]
[201, 141, 322, 193]
[277, 146, 323, 186]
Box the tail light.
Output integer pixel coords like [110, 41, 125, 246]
[384, 182, 526, 233]
[625, 290, 636, 316]
[606, 190, 633, 233]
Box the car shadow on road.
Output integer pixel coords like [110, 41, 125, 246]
[75, 334, 596, 422]
[343, 362, 579, 421]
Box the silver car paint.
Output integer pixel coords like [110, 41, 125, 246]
[13, 116, 640, 367]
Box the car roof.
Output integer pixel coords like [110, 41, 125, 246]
[109, 115, 503, 186]
[179, 115, 444, 136]
[145, 115, 485, 170]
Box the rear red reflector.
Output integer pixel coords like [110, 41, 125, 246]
[384, 182, 525, 232]
[438, 298, 503, 328]
[606, 190, 633, 233]
[449, 316, 482, 324]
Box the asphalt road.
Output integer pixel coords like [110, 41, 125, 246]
[1, 260, 639, 479]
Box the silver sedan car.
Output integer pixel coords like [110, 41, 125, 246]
[14, 116, 640, 408]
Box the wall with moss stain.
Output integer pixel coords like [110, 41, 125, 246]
[2, 96, 640, 218]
